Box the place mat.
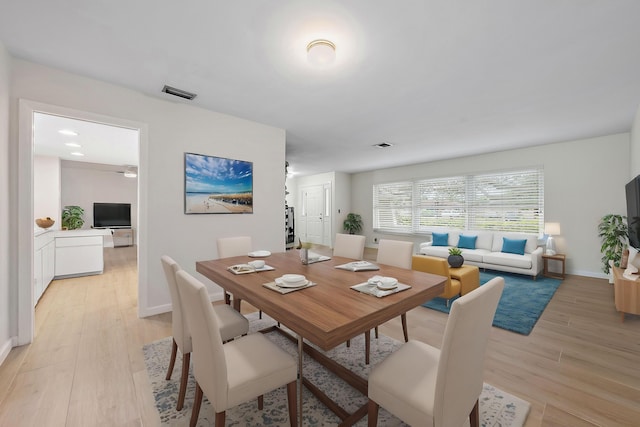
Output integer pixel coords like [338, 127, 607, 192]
[263, 280, 317, 294]
[335, 261, 380, 271]
[306, 254, 332, 264]
[351, 281, 411, 298]
[227, 264, 275, 275]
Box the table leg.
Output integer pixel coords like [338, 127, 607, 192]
[298, 334, 303, 427]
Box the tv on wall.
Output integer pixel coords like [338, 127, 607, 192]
[93, 202, 132, 228]
[626, 175, 640, 250]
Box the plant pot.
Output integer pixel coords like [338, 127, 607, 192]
[448, 254, 464, 268]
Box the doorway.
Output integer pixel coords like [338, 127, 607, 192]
[298, 183, 332, 246]
[17, 100, 146, 345]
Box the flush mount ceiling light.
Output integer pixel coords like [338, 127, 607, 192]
[70, 152, 84, 156]
[59, 129, 78, 136]
[123, 170, 137, 178]
[306, 39, 336, 66]
[65, 142, 81, 148]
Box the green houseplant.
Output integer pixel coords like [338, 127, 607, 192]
[343, 213, 363, 234]
[598, 214, 628, 275]
[62, 205, 85, 230]
[448, 247, 464, 268]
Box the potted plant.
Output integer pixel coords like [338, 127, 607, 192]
[343, 213, 363, 235]
[448, 247, 464, 268]
[598, 214, 628, 277]
[62, 205, 85, 230]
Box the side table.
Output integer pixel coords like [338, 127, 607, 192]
[542, 253, 566, 279]
[613, 267, 640, 322]
[449, 264, 480, 296]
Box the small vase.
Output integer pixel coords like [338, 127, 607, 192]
[300, 248, 309, 265]
[448, 255, 464, 268]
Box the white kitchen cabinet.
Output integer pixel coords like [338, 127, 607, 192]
[34, 230, 55, 305]
[55, 234, 105, 277]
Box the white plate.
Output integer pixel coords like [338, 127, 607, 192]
[369, 276, 398, 290]
[275, 277, 309, 288]
[281, 274, 305, 283]
[248, 250, 271, 258]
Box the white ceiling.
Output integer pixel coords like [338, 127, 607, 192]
[3, 1, 640, 176]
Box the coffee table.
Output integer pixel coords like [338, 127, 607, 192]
[196, 251, 445, 426]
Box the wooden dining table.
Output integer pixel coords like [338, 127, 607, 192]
[196, 250, 446, 426]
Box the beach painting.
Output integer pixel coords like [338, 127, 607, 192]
[184, 152, 253, 214]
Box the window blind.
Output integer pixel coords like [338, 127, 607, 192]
[372, 181, 413, 233]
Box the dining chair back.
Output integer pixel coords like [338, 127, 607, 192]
[376, 239, 414, 269]
[333, 233, 366, 259]
[367, 277, 504, 427]
[176, 270, 297, 427]
[161, 255, 249, 411]
[217, 236, 252, 258]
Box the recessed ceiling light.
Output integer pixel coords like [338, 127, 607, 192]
[65, 142, 81, 148]
[307, 39, 336, 66]
[70, 152, 84, 156]
[59, 129, 78, 136]
[123, 171, 137, 178]
[373, 142, 394, 148]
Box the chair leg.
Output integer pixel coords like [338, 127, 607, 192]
[258, 394, 264, 410]
[287, 381, 297, 427]
[259, 310, 263, 319]
[225, 292, 231, 305]
[215, 411, 226, 426]
[401, 313, 408, 342]
[470, 398, 479, 427]
[165, 339, 178, 380]
[177, 352, 191, 411]
[365, 330, 370, 365]
[190, 382, 204, 427]
[367, 399, 379, 427]
[346, 339, 351, 347]
[374, 326, 379, 339]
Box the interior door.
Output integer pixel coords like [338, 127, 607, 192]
[302, 185, 324, 244]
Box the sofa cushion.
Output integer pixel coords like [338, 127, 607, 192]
[420, 245, 451, 259]
[492, 232, 538, 254]
[457, 234, 477, 249]
[501, 237, 527, 255]
[432, 232, 449, 246]
[483, 252, 533, 269]
[459, 248, 490, 263]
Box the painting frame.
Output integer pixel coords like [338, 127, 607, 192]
[184, 152, 253, 214]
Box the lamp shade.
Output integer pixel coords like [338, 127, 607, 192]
[544, 222, 561, 236]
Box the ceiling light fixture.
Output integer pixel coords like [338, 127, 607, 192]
[65, 142, 81, 148]
[123, 170, 137, 178]
[70, 152, 84, 156]
[307, 39, 336, 66]
[59, 129, 78, 136]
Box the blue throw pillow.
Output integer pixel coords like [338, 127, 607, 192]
[457, 234, 477, 249]
[502, 238, 527, 255]
[432, 232, 449, 246]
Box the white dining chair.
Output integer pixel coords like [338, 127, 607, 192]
[333, 233, 366, 260]
[367, 277, 504, 427]
[217, 236, 252, 305]
[161, 255, 249, 411]
[175, 270, 298, 427]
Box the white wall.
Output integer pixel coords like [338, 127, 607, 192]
[34, 155, 61, 227]
[351, 133, 630, 278]
[9, 59, 286, 326]
[631, 103, 640, 178]
[61, 164, 138, 246]
[0, 43, 12, 363]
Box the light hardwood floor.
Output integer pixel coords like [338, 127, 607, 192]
[0, 246, 639, 426]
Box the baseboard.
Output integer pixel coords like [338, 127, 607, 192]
[138, 290, 226, 318]
[0, 336, 17, 367]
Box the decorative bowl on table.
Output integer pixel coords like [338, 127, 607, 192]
[35, 217, 55, 229]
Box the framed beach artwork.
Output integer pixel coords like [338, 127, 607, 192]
[184, 152, 253, 214]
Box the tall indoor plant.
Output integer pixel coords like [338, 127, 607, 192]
[62, 205, 85, 230]
[343, 213, 363, 234]
[598, 214, 628, 275]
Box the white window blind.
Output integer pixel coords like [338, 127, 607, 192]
[467, 169, 544, 233]
[373, 181, 413, 233]
[415, 176, 466, 231]
[373, 168, 544, 235]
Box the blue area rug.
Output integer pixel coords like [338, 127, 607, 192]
[423, 270, 562, 335]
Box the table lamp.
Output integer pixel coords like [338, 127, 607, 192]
[544, 222, 561, 255]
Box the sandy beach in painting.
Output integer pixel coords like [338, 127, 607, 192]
[186, 193, 252, 214]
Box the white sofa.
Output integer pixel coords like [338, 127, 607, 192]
[419, 230, 543, 278]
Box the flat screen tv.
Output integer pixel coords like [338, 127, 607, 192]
[93, 202, 131, 228]
[626, 175, 640, 250]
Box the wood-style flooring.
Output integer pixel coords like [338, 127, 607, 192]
[0, 245, 639, 426]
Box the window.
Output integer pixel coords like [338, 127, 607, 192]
[373, 168, 544, 234]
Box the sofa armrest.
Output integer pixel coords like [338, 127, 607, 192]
[530, 246, 543, 274]
[419, 242, 433, 253]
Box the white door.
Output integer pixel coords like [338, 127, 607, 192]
[301, 185, 324, 244]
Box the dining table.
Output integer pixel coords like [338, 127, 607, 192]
[196, 250, 446, 426]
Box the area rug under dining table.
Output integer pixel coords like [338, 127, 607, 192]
[144, 313, 530, 426]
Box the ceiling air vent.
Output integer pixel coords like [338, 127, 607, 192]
[161, 85, 197, 100]
[373, 142, 394, 148]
